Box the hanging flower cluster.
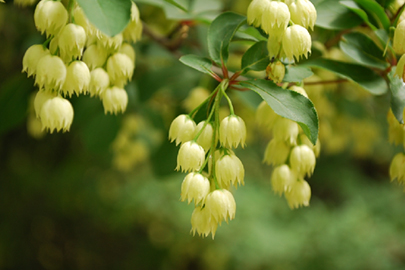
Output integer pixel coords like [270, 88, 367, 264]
[22, 0, 142, 133]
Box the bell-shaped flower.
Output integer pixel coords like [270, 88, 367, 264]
[204, 189, 236, 224]
[181, 172, 210, 205]
[35, 55, 66, 90]
[176, 141, 205, 172]
[169, 114, 196, 146]
[284, 179, 311, 209]
[34, 0, 68, 37]
[40, 96, 74, 133]
[22, 44, 50, 77]
[219, 115, 247, 148]
[62, 61, 91, 97]
[289, 144, 316, 177]
[101, 86, 128, 115]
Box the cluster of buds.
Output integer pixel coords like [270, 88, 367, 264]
[256, 86, 320, 208]
[247, 0, 316, 62]
[22, 0, 142, 133]
[169, 81, 247, 238]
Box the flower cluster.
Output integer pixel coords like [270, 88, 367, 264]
[22, 0, 142, 133]
[387, 110, 405, 188]
[247, 0, 316, 62]
[169, 81, 246, 238]
[257, 86, 320, 209]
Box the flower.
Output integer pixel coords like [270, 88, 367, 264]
[40, 96, 74, 133]
[34, 90, 56, 118]
[247, 0, 268, 27]
[219, 115, 247, 148]
[181, 173, 210, 205]
[83, 43, 108, 70]
[35, 55, 66, 90]
[106, 52, 134, 86]
[282, 24, 311, 61]
[271, 164, 296, 195]
[34, 0, 68, 37]
[284, 179, 311, 209]
[118, 43, 136, 63]
[389, 152, 405, 183]
[62, 61, 91, 97]
[288, 85, 308, 98]
[204, 189, 236, 224]
[289, 144, 316, 177]
[394, 20, 405, 55]
[22, 44, 50, 77]
[123, 2, 143, 43]
[215, 153, 245, 188]
[267, 60, 285, 83]
[88, 68, 110, 97]
[58, 23, 87, 61]
[101, 87, 128, 115]
[176, 141, 205, 172]
[168, 115, 196, 146]
[195, 121, 213, 152]
[289, 0, 317, 30]
[272, 117, 299, 145]
[256, 101, 279, 129]
[191, 206, 218, 239]
[263, 138, 290, 165]
[395, 54, 405, 82]
[261, 1, 290, 35]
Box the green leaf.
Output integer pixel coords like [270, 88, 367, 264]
[179, 55, 215, 77]
[162, 0, 222, 21]
[354, 0, 390, 30]
[283, 66, 314, 83]
[301, 58, 388, 95]
[339, 32, 389, 70]
[340, 1, 375, 29]
[164, 0, 189, 11]
[208, 12, 247, 66]
[239, 79, 318, 144]
[241, 41, 270, 73]
[315, 0, 363, 30]
[388, 67, 405, 123]
[76, 0, 132, 37]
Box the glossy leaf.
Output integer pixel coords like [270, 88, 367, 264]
[340, 1, 376, 29]
[301, 58, 388, 95]
[208, 12, 247, 66]
[283, 66, 314, 83]
[241, 41, 270, 73]
[76, 0, 132, 37]
[239, 79, 318, 144]
[180, 55, 215, 77]
[339, 32, 389, 70]
[315, 0, 363, 30]
[388, 68, 405, 123]
[354, 0, 390, 30]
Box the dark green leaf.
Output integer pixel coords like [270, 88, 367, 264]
[340, 1, 375, 29]
[339, 32, 389, 70]
[208, 12, 247, 66]
[283, 66, 314, 83]
[180, 55, 215, 77]
[315, 0, 363, 30]
[234, 26, 267, 42]
[301, 58, 388, 95]
[239, 79, 318, 144]
[354, 0, 390, 30]
[0, 75, 32, 135]
[241, 41, 270, 73]
[388, 67, 405, 123]
[76, 0, 132, 37]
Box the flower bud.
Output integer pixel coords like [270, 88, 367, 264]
[290, 144, 316, 176]
[395, 54, 405, 82]
[219, 115, 247, 148]
[272, 117, 299, 144]
[176, 141, 205, 172]
[40, 96, 74, 133]
[35, 55, 66, 90]
[282, 25, 311, 61]
[289, 0, 317, 30]
[101, 86, 128, 114]
[89, 68, 110, 97]
[195, 121, 213, 152]
[216, 153, 245, 188]
[271, 164, 296, 195]
[181, 172, 210, 205]
[389, 152, 405, 183]
[83, 43, 108, 70]
[34, 0, 68, 37]
[22, 44, 50, 77]
[34, 90, 56, 118]
[394, 20, 405, 55]
[168, 114, 196, 146]
[123, 2, 143, 43]
[284, 179, 311, 209]
[58, 23, 87, 61]
[191, 206, 218, 239]
[119, 43, 136, 63]
[205, 189, 236, 224]
[106, 53, 134, 85]
[261, 1, 290, 34]
[256, 101, 279, 129]
[267, 61, 285, 83]
[62, 61, 90, 97]
[288, 85, 308, 98]
[263, 138, 290, 165]
[247, 0, 267, 27]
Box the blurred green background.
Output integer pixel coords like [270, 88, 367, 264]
[1, 0, 405, 269]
